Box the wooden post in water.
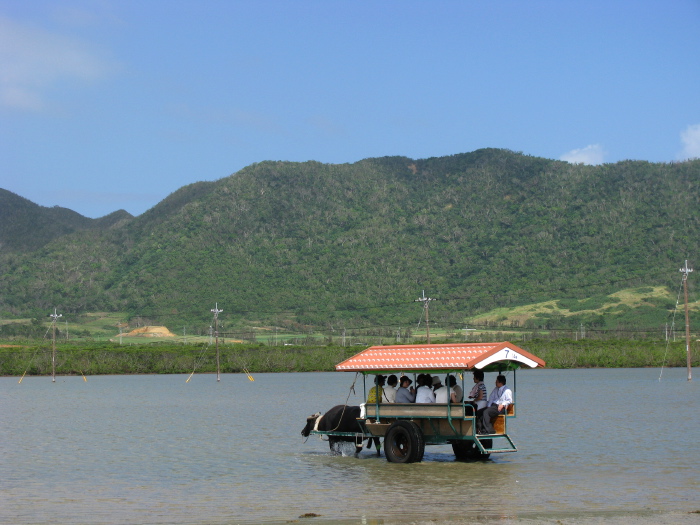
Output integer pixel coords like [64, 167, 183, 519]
[680, 260, 693, 381]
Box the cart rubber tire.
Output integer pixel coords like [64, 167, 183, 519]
[452, 440, 491, 461]
[385, 420, 424, 463]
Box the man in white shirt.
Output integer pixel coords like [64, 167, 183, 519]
[382, 374, 398, 403]
[415, 375, 436, 403]
[480, 375, 513, 434]
[434, 375, 459, 403]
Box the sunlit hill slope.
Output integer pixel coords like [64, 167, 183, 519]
[0, 149, 698, 333]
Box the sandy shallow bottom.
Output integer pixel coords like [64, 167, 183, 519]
[277, 510, 700, 525]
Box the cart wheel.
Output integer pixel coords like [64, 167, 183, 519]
[385, 421, 424, 463]
[452, 440, 490, 461]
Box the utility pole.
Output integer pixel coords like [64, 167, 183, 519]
[50, 308, 62, 383]
[680, 260, 693, 381]
[415, 290, 436, 344]
[211, 303, 223, 382]
[464, 325, 475, 340]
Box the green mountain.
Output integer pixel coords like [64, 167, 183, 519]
[0, 189, 132, 252]
[1, 149, 698, 332]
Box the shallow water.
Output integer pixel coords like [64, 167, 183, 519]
[1, 368, 699, 524]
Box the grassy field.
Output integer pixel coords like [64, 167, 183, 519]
[467, 286, 697, 328]
[1, 285, 698, 375]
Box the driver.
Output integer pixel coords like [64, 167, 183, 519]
[479, 374, 513, 434]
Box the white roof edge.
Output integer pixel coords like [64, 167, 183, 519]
[474, 347, 539, 369]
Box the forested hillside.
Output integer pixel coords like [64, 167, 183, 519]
[0, 149, 698, 333]
[0, 189, 132, 252]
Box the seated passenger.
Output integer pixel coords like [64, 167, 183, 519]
[415, 374, 436, 403]
[367, 375, 385, 403]
[452, 375, 463, 403]
[467, 370, 487, 410]
[395, 376, 416, 403]
[479, 374, 513, 434]
[435, 375, 460, 403]
[382, 374, 398, 403]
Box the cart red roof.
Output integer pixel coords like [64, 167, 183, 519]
[335, 341, 545, 372]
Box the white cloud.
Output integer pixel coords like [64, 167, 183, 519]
[0, 86, 43, 111]
[560, 144, 605, 165]
[0, 15, 111, 111]
[678, 124, 700, 160]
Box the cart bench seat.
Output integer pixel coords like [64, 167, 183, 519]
[364, 402, 473, 419]
[364, 403, 514, 418]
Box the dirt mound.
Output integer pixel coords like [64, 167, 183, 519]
[125, 326, 176, 338]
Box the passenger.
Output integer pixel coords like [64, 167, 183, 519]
[479, 374, 513, 434]
[435, 375, 460, 403]
[395, 376, 416, 403]
[431, 375, 442, 392]
[466, 370, 487, 410]
[366, 376, 385, 453]
[382, 374, 398, 403]
[415, 374, 436, 403]
[366, 375, 385, 403]
[452, 375, 464, 402]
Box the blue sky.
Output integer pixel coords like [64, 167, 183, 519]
[1, 1, 699, 219]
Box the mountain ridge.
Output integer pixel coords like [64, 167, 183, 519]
[0, 188, 133, 253]
[1, 149, 697, 331]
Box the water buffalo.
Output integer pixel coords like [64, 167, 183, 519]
[301, 405, 378, 455]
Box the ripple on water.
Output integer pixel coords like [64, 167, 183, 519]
[1, 369, 699, 524]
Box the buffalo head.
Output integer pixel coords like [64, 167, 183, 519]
[301, 412, 322, 437]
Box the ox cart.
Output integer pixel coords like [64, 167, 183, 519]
[303, 342, 545, 463]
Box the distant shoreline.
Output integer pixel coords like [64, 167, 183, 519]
[0, 338, 696, 376]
